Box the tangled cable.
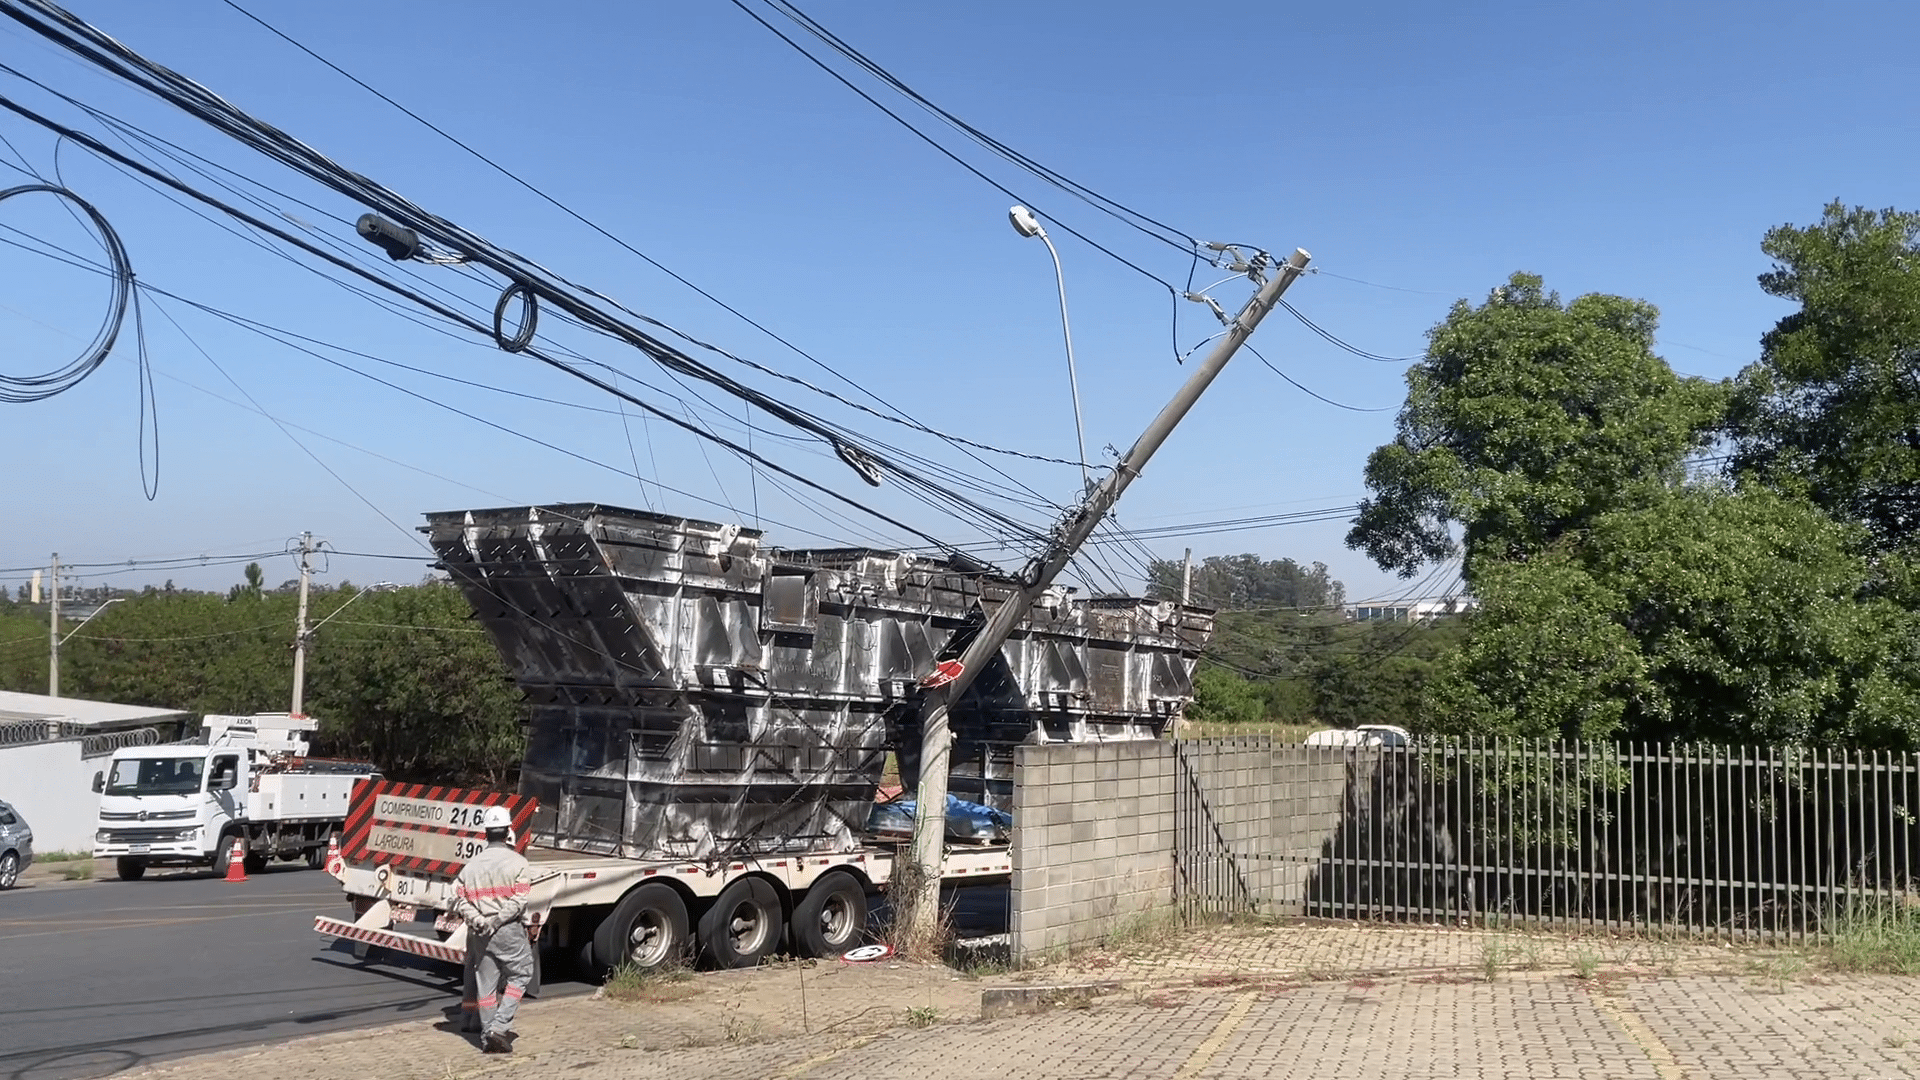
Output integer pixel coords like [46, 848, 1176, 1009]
[0, 181, 160, 497]
[0, 183, 130, 400]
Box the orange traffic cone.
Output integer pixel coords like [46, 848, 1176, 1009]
[324, 834, 344, 878]
[223, 836, 248, 883]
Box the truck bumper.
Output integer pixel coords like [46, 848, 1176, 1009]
[93, 842, 208, 865]
[315, 915, 468, 964]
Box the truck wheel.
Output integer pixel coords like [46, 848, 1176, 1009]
[306, 840, 328, 870]
[699, 877, 784, 969]
[210, 834, 236, 879]
[242, 852, 269, 875]
[115, 857, 147, 882]
[791, 871, 867, 958]
[593, 882, 690, 976]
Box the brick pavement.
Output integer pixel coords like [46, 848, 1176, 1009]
[119, 924, 1920, 1080]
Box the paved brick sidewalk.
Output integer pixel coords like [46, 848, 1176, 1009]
[118, 924, 1920, 1080]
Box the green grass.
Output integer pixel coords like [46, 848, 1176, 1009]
[35, 850, 92, 862]
[59, 861, 95, 881]
[1826, 904, 1920, 974]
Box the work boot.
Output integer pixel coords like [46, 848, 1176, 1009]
[482, 1032, 512, 1055]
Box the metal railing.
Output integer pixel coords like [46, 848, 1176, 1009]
[1170, 736, 1920, 942]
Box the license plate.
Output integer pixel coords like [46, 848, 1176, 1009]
[434, 911, 462, 933]
[390, 903, 417, 924]
[129, 844, 150, 854]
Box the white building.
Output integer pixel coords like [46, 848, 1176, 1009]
[0, 691, 190, 853]
[1346, 596, 1479, 623]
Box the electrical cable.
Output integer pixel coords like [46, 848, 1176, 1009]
[1246, 344, 1396, 413]
[0, 182, 126, 401]
[1275, 297, 1424, 363]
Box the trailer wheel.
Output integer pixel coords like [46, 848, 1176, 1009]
[791, 871, 867, 958]
[115, 857, 146, 882]
[242, 852, 269, 875]
[593, 882, 690, 976]
[699, 877, 784, 969]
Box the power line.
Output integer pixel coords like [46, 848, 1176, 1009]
[1275, 297, 1424, 363]
[1246, 345, 1397, 413]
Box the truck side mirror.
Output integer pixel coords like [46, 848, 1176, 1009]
[92, 771, 104, 794]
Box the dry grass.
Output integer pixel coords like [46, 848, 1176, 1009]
[602, 960, 699, 1004]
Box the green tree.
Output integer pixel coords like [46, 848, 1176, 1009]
[1727, 202, 1920, 554]
[1427, 486, 1920, 746]
[1348, 273, 1726, 579]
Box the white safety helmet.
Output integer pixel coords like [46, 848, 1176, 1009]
[480, 805, 513, 831]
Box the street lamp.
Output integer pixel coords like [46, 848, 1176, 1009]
[1008, 205, 1090, 492]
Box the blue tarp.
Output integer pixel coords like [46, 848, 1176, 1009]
[866, 794, 1012, 844]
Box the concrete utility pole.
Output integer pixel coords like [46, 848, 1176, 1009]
[290, 532, 314, 719]
[1181, 548, 1193, 605]
[900, 248, 1313, 945]
[47, 553, 59, 698]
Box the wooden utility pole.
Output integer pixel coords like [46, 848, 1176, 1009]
[899, 249, 1313, 946]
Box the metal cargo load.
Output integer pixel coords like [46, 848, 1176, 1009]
[424, 504, 1212, 861]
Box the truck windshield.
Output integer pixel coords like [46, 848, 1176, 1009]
[105, 757, 205, 796]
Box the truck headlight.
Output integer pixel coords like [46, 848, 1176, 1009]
[175, 828, 200, 840]
[95, 830, 109, 843]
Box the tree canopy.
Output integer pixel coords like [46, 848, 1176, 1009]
[1347, 273, 1726, 580]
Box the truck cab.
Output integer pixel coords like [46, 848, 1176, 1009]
[93, 745, 246, 878]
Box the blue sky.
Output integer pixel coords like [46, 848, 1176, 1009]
[1, 0, 1912, 603]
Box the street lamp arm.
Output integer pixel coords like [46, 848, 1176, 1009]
[57, 597, 124, 645]
[1036, 231, 1090, 492]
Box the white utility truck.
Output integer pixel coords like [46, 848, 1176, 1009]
[93, 713, 377, 881]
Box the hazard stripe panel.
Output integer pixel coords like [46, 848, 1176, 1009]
[340, 780, 538, 880]
[314, 916, 465, 965]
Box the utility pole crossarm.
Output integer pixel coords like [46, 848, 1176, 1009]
[899, 248, 1312, 945]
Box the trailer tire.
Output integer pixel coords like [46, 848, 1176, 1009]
[115, 857, 146, 882]
[306, 838, 329, 870]
[699, 877, 785, 969]
[593, 882, 690, 977]
[242, 851, 269, 875]
[791, 871, 867, 958]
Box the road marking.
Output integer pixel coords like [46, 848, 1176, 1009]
[1173, 991, 1258, 1079]
[1589, 987, 1690, 1080]
[0, 907, 332, 941]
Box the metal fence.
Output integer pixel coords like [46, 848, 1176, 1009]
[1170, 736, 1920, 942]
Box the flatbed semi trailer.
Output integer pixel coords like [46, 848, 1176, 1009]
[313, 781, 1008, 977]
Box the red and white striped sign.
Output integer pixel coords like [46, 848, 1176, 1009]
[340, 780, 537, 879]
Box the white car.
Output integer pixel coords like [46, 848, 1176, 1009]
[0, 799, 33, 889]
[1303, 724, 1412, 747]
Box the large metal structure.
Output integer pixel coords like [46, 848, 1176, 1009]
[424, 504, 1212, 862]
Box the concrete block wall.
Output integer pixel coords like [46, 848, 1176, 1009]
[1009, 740, 1175, 961]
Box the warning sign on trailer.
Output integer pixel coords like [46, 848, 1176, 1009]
[341, 780, 536, 879]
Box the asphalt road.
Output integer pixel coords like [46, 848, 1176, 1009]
[0, 865, 1012, 1080]
[0, 865, 587, 1080]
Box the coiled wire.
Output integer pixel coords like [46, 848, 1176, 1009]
[0, 183, 131, 401]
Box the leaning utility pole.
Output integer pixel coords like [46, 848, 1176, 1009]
[900, 249, 1313, 944]
[47, 552, 59, 698]
[290, 532, 314, 719]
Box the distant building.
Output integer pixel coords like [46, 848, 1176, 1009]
[0, 691, 191, 852]
[1345, 596, 1478, 623]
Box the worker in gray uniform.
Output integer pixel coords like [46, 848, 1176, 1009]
[451, 805, 534, 1054]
